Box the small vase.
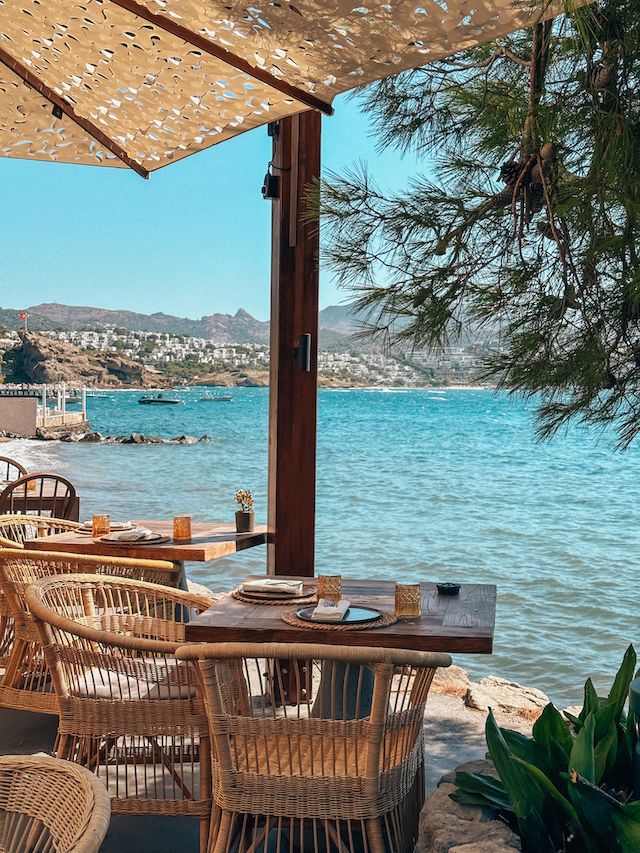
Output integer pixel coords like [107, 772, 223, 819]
[235, 510, 255, 533]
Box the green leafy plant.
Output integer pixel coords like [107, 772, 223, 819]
[235, 489, 254, 513]
[452, 645, 639, 852]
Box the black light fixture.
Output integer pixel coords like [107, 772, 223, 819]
[261, 165, 279, 200]
[51, 104, 63, 120]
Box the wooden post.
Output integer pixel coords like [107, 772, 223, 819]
[267, 111, 321, 577]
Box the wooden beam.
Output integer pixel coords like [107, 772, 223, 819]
[268, 111, 321, 577]
[107, 0, 334, 117]
[0, 46, 149, 178]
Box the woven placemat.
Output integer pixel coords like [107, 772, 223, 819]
[281, 609, 397, 631]
[232, 587, 317, 606]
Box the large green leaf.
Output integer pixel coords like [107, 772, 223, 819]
[613, 711, 638, 791]
[503, 729, 550, 771]
[613, 802, 640, 853]
[510, 757, 578, 822]
[568, 772, 638, 853]
[485, 710, 555, 853]
[570, 712, 596, 783]
[593, 704, 619, 784]
[533, 703, 573, 759]
[452, 771, 512, 812]
[607, 645, 637, 723]
[579, 678, 601, 727]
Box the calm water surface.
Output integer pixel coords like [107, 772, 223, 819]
[6, 387, 638, 706]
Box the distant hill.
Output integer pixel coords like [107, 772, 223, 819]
[0, 301, 364, 347]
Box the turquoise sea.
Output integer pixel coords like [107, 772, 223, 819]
[5, 387, 639, 707]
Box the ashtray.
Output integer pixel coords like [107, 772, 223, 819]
[437, 583, 460, 596]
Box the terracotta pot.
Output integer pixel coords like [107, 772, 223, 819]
[235, 510, 255, 533]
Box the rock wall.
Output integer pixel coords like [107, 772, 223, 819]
[8, 332, 169, 388]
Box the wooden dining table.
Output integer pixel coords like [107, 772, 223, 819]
[28, 520, 269, 588]
[184, 575, 496, 653]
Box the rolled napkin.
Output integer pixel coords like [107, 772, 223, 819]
[242, 578, 304, 595]
[110, 527, 153, 542]
[311, 598, 351, 622]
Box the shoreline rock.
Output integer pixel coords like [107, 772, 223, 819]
[419, 760, 521, 852]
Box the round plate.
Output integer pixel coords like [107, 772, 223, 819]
[78, 522, 133, 535]
[99, 533, 170, 545]
[295, 605, 383, 625]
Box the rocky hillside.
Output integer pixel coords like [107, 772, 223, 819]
[6, 331, 168, 388]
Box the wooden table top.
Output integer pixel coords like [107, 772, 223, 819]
[28, 520, 269, 562]
[185, 576, 496, 653]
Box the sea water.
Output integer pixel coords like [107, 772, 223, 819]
[5, 387, 639, 706]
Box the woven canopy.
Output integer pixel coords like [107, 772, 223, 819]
[0, 0, 560, 177]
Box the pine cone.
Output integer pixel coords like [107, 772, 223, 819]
[499, 159, 521, 185]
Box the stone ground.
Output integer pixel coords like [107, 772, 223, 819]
[0, 664, 544, 852]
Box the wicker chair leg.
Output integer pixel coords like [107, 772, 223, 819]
[211, 811, 233, 853]
[366, 817, 387, 853]
[1, 638, 27, 688]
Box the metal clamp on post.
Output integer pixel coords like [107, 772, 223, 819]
[294, 334, 312, 372]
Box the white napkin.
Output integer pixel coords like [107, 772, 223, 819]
[110, 527, 153, 541]
[311, 599, 351, 622]
[242, 578, 304, 595]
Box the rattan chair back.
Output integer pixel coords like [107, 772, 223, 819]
[0, 456, 27, 485]
[0, 754, 110, 852]
[0, 514, 81, 666]
[176, 641, 451, 853]
[0, 549, 179, 714]
[26, 573, 213, 842]
[0, 473, 77, 519]
[0, 513, 80, 548]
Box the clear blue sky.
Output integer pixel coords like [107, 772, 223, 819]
[0, 94, 422, 321]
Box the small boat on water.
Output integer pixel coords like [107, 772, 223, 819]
[200, 392, 233, 402]
[138, 394, 182, 405]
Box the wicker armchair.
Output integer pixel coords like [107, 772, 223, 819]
[0, 515, 81, 667]
[0, 754, 110, 853]
[176, 642, 451, 853]
[27, 573, 213, 850]
[0, 548, 181, 714]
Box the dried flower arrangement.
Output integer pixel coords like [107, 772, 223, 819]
[235, 489, 254, 513]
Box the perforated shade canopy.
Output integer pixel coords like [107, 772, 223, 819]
[0, 0, 560, 177]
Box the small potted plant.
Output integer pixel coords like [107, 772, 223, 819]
[235, 489, 255, 533]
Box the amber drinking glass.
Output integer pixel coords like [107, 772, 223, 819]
[395, 583, 422, 619]
[92, 514, 110, 538]
[173, 514, 192, 543]
[317, 575, 342, 604]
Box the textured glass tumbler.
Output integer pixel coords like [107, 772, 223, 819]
[317, 575, 342, 604]
[92, 514, 110, 538]
[395, 583, 422, 619]
[173, 514, 192, 543]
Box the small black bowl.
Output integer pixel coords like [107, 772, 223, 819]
[437, 582, 460, 596]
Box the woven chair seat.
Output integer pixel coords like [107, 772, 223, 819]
[69, 660, 197, 701]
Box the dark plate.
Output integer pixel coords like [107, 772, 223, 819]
[295, 605, 383, 625]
